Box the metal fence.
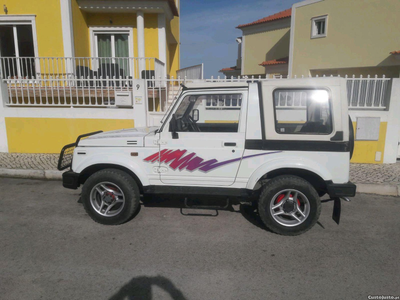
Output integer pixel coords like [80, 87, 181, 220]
[345, 75, 391, 110]
[0, 67, 393, 110]
[0, 56, 165, 80]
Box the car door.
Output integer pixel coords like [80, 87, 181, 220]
[145, 90, 248, 186]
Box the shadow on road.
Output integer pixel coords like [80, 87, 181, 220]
[109, 275, 187, 300]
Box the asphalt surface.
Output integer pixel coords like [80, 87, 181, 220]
[0, 178, 399, 300]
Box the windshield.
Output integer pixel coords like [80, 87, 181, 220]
[160, 85, 183, 125]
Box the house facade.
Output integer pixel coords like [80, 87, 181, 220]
[220, 9, 291, 78]
[223, 0, 400, 79]
[0, 0, 180, 78]
[289, 0, 400, 78]
[0, 0, 180, 153]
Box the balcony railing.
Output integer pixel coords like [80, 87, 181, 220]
[0, 56, 165, 80]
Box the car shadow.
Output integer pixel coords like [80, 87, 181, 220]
[141, 194, 273, 231]
[109, 275, 187, 300]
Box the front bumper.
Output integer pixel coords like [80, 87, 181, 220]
[326, 181, 356, 197]
[62, 171, 80, 189]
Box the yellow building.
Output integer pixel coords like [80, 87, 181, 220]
[0, 0, 180, 154]
[239, 8, 291, 78]
[220, 9, 291, 78]
[0, 0, 180, 78]
[289, 0, 400, 78]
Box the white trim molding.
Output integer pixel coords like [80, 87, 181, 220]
[0, 15, 39, 58]
[311, 15, 328, 39]
[77, 0, 175, 20]
[89, 26, 135, 75]
[241, 35, 245, 75]
[137, 11, 146, 77]
[288, 0, 324, 78]
[89, 26, 134, 58]
[60, 0, 75, 58]
[158, 13, 167, 77]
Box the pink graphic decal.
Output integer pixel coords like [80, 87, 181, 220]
[144, 149, 281, 172]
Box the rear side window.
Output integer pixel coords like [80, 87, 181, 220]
[273, 89, 332, 135]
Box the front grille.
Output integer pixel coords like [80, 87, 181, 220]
[57, 143, 76, 171]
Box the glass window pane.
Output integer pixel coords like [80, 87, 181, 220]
[97, 34, 112, 57]
[114, 34, 129, 57]
[115, 34, 129, 77]
[173, 94, 242, 133]
[0, 25, 17, 77]
[274, 89, 332, 135]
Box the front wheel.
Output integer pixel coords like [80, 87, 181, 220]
[81, 169, 140, 225]
[258, 175, 321, 236]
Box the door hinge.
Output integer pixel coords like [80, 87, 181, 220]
[153, 140, 167, 145]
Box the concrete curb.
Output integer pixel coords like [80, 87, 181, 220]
[0, 168, 62, 180]
[0, 168, 399, 197]
[355, 183, 400, 197]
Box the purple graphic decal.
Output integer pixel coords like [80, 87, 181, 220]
[144, 149, 281, 172]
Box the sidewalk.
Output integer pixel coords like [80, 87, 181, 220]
[0, 153, 399, 196]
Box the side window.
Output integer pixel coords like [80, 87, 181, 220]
[172, 94, 242, 133]
[273, 89, 332, 135]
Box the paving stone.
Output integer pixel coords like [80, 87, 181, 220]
[0, 153, 59, 170]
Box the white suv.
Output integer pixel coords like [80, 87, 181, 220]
[59, 78, 356, 235]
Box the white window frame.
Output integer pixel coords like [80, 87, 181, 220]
[0, 15, 40, 77]
[89, 26, 134, 74]
[311, 15, 328, 39]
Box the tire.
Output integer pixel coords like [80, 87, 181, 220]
[258, 175, 321, 236]
[349, 115, 355, 159]
[81, 168, 140, 225]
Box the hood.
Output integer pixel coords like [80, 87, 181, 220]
[78, 127, 158, 147]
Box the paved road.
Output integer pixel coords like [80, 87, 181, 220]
[0, 178, 399, 300]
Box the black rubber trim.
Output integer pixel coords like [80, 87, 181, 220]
[326, 181, 356, 197]
[57, 142, 76, 171]
[330, 131, 343, 141]
[245, 139, 349, 152]
[181, 86, 248, 91]
[257, 82, 266, 140]
[75, 131, 103, 145]
[62, 171, 80, 190]
[143, 185, 252, 197]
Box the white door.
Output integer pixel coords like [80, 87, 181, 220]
[145, 91, 248, 186]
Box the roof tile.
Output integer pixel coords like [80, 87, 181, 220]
[237, 8, 291, 29]
[219, 66, 239, 72]
[390, 50, 400, 55]
[259, 57, 289, 66]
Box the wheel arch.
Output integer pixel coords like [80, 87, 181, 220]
[79, 164, 144, 193]
[258, 168, 327, 193]
[246, 158, 331, 193]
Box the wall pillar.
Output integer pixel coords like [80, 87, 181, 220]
[0, 81, 9, 152]
[60, 0, 75, 74]
[137, 11, 146, 78]
[383, 78, 400, 163]
[158, 13, 167, 78]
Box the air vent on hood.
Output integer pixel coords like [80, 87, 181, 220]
[127, 140, 138, 145]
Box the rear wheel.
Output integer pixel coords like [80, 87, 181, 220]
[258, 175, 321, 236]
[81, 169, 140, 225]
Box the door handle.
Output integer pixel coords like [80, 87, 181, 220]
[224, 142, 236, 147]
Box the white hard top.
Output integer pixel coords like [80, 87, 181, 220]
[183, 82, 249, 89]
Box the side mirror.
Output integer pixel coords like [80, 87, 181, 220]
[169, 114, 179, 139]
[191, 109, 199, 122]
